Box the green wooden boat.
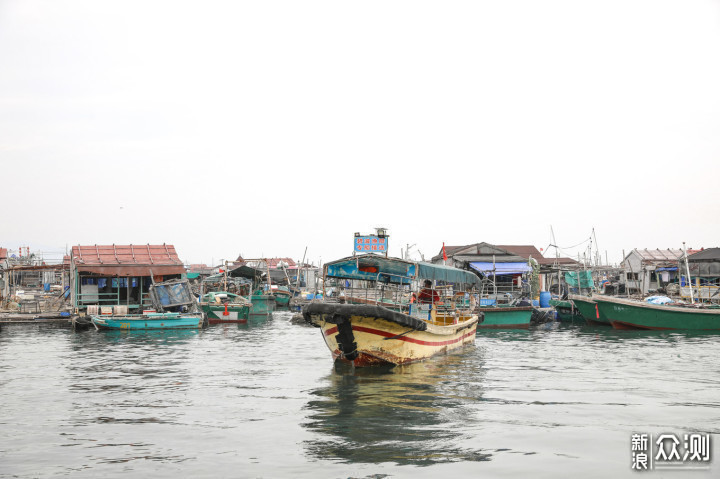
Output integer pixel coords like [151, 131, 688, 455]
[272, 287, 292, 308]
[592, 294, 720, 330]
[476, 306, 533, 329]
[250, 290, 276, 315]
[199, 292, 251, 324]
[568, 294, 610, 325]
[549, 299, 583, 322]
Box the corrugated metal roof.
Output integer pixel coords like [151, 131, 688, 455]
[436, 242, 579, 267]
[688, 247, 720, 262]
[633, 248, 683, 262]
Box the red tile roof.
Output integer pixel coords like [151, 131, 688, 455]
[71, 244, 185, 276]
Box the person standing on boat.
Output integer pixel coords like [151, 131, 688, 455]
[418, 280, 440, 304]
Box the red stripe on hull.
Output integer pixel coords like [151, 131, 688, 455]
[323, 324, 476, 347]
[610, 321, 673, 330]
[585, 318, 610, 326]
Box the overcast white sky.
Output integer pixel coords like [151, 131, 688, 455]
[1, 0, 719, 266]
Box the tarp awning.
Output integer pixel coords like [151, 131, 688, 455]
[416, 262, 481, 286]
[469, 262, 532, 275]
[325, 255, 415, 284]
[656, 267, 678, 271]
[323, 254, 480, 285]
[228, 265, 263, 279]
[565, 271, 594, 288]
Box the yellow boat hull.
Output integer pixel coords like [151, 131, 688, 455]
[304, 303, 479, 367]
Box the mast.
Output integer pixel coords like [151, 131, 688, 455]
[550, 225, 560, 297]
[683, 242, 694, 304]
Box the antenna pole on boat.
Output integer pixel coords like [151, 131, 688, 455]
[224, 260, 228, 292]
[550, 225, 560, 297]
[298, 246, 307, 292]
[683, 242, 695, 304]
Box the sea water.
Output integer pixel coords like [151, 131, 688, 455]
[1, 313, 718, 478]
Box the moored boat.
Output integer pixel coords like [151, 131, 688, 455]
[92, 312, 204, 330]
[476, 305, 533, 329]
[271, 286, 292, 308]
[592, 294, 720, 330]
[303, 252, 482, 367]
[250, 289, 276, 315]
[568, 294, 610, 325]
[200, 291, 251, 324]
[549, 299, 583, 322]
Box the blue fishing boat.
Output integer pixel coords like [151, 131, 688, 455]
[91, 278, 205, 330]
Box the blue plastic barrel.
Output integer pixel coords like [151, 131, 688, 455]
[539, 291, 551, 308]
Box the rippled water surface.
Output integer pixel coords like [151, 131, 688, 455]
[1, 313, 718, 478]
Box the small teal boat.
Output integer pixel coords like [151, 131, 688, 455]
[272, 286, 292, 308]
[250, 290, 276, 315]
[92, 312, 204, 330]
[476, 306, 533, 329]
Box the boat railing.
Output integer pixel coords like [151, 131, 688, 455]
[478, 278, 525, 304]
[340, 273, 411, 309]
[338, 273, 477, 317]
[680, 285, 720, 303]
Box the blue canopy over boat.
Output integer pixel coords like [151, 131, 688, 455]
[325, 254, 481, 286]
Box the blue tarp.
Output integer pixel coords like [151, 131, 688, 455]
[656, 267, 678, 271]
[469, 262, 532, 275]
[645, 295, 674, 305]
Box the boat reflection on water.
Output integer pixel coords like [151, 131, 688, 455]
[303, 353, 491, 466]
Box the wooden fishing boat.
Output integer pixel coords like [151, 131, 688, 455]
[302, 254, 482, 367]
[568, 294, 610, 325]
[271, 286, 292, 308]
[91, 278, 205, 330]
[592, 294, 720, 330]
[476, 305, 533, 329]
[199, 292, 251, 324]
